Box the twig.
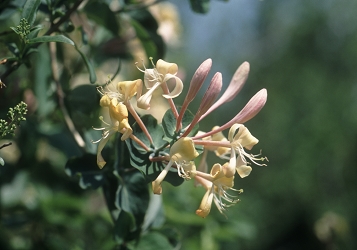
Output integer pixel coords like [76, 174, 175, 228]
[0, 142, 12, 150]
[49, 42, 86, 151]
[1, 1, 84, 81]
[45, 0, 84, 35]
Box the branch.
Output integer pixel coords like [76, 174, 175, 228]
[0, 142, 12, 150]
[49, 42, 86, 151]
[45, 0, 84, 35]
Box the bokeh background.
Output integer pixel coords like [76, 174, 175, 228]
[1, 0, 357, 249]
[162, 0, 357, 249]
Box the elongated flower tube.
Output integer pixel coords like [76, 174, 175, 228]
[199, 62, 250, 121]
[176, 58, 212, 131]
[193, 163, 241, 218]
[192, 88, 267, 141]
[152, 137, 199, 194]
[136, 59, 183, 110]
[181, 72, 222, 137]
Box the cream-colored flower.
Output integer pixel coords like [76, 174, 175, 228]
[193, 163, 242, 218]
[116, 79, 142, 103]
[136, 58, 183, 110]
[93, 96, 133, 169]
[152, 137, 199, 194]
[226, 124, 266, 178]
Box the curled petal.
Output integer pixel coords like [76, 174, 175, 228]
[228, 124, 259, 150]
[211, 163, 235, 187]
[236, 156, 252, 178]
[96, 129, 116, 169]
[162, 74, 183, 99]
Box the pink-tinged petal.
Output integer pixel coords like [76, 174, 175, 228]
[176, 59, 212, 131]
[194, 175, 213, 190]
[184, 58, 212, 104]
[200, 62, 250, 121]
[182, 73, 222, 137]
[162, 75, 183, 98]
[192, 89, 267, 140]
[230, 88, 267, 124]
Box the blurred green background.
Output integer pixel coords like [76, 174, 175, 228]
[162, 0, 357, 249]
[1, 0, 357, 249]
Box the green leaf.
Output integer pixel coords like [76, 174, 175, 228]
[142, 195, 165, 230]
[66, 85, 100, 129]
[116, 170, 149, 228]
[131, 19, 156, 58]
[34, 44, 56, 117]
[27, 35, 75, 45]
[84, 2, 119, 35]
[132, 231, 174, 250]
[124, 115, 184, 187]
[65, 154, 105, 189]
[114, 210, 137, 244]
[74, 46, 97, 83]
[21, 0, 41, 25]
[125, 139, 184, 187]
[6, 42, 19, 57]
[189, 0, 210, 14]
[162, 107, 199, 141]
[27, 25, 43, 39]
[0, 157, 4, 166]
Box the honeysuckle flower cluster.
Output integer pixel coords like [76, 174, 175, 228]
[93, 57, 268, 217]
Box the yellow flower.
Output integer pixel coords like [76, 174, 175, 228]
[117, 80, 142, 103]
[136, 58, 183, 110]
[152, 137, 199, 194]
[93, 96, 133, 169]
[227, 124, 266, 178]
[170, 137, 199, 161]
[194, 163, 242, 218]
